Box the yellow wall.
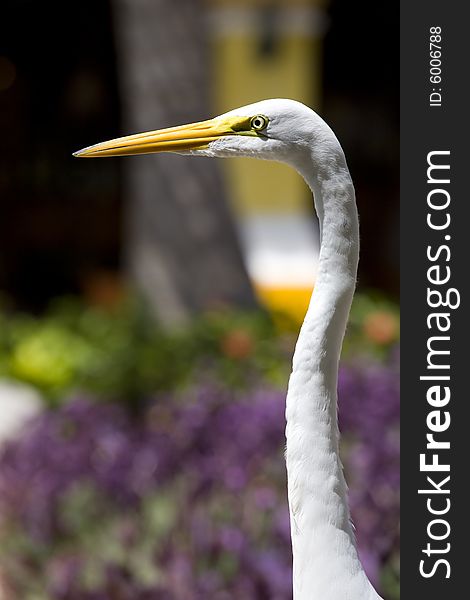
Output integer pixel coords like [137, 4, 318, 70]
[208, 0, 326, 216]
[207, 0, 328, 322]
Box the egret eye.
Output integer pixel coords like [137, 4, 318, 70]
[250, 115, 268, 131]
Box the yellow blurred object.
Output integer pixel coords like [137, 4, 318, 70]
[209, 0, 326, 217]
[9, 328, 87, 389]
[208, 0, 326, 316]
[255, 284, 313, 326]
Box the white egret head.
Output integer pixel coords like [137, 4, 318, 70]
[73, 99, 333, 168]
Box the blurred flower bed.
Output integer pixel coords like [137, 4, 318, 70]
[0, 293, 399, 599]
[0, 298, 290, 407]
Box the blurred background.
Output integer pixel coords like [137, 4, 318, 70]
[0, 1, 399, 599]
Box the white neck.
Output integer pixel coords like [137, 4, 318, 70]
[285, 139, 382, 599]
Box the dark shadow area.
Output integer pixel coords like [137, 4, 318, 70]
[0, 0, 122, 311]
[1, 0, 399, 305]
[324, 0, 399, 297]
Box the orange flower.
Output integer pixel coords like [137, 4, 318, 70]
[363, 311, 399, 345]
[221, 329, 255, 359]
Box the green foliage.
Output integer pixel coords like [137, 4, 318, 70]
[0, 297, 289, 407]
[0, 291, 399, 599]
[0, 291, 398, 409]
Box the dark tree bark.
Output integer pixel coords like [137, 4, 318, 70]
[111, 0, 256, 323]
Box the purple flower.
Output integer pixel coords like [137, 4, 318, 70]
[0, 351, 399, 599]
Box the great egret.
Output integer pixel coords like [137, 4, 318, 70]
[75, 99, 383, 600]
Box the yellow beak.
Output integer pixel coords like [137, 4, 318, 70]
[73, 116, 252, 158]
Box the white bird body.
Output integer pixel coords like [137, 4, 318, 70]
[75, 98, 384, 599]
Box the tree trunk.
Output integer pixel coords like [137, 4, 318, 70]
[111, 0, 256, 323]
